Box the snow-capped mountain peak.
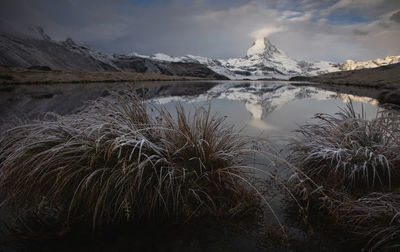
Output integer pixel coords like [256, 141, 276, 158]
[246, 37, 282, 58]
[126, 36, 341, 80]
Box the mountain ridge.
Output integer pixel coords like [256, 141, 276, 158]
[1, 26, 399, 81]
[0, 27, 227, 80]
[131, 37, 400, 80]
[134, 37, 341, 80]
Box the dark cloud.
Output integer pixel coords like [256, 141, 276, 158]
[377, 22, 391, 28]
[0, 0, 399, 62]
[390, 10, 400, 23]
[353, 29, 369, 36]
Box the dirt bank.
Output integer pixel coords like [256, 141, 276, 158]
[308, 63, 400, 105]
[0, 66, 206, 85]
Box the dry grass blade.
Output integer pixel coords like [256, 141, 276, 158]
[337, 192, 400, 251]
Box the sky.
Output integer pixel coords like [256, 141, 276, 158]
[0, 0, 399, 62]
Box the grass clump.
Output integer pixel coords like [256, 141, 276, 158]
[290, 101, 400, 190]
[0, 91, 258, 230]
[288, 101, 400, 250]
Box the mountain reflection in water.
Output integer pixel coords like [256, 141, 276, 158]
[152, 81, 379, 143]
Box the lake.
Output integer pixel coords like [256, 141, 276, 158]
[0, 80, 381, 251]
[150, 81, 378, 148]
[0, 80, 379, 136]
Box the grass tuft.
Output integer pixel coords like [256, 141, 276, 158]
[290, 101, 400, 190]
[287, 101, 400, 250]
[0, 91, 259, 230]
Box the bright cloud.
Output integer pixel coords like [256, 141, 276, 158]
[250, 26, 284, 40]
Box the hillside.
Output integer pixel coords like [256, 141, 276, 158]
[310, 62, 400, 88]
[308, 63, 400, 105]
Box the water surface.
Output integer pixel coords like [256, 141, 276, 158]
[151, 81, 379, 149]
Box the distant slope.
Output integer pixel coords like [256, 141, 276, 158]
[341, 56, 400, 71]
[309, 63, 400, 105]
[0, 27, 227, 80]
[310, 62, 400, 88]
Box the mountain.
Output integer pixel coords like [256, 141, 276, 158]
[2, 26, 399, 81]
[0, 27, 118, 71]
[111, 55, 228, 79]
[0, 27, 227, 79]
[341, 56, 400, 70]
[130, 37, 341, 80]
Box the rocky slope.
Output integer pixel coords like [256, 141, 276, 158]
[0, 27, 227, 80]
[0, 27, 118, 71]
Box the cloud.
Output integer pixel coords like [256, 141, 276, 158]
[280, 10, 314, 22]
[321, 0, 400, 19]
[0, 0, 399, 62]
[323, 0, 385, 15]
[390, 10, 400, 23]
[287, 12, 314, 22]
[353, 29, 369, 36]
[249, 27, 283, 40]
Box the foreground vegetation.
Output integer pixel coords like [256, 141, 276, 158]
[288, 101, 400, 250]
[1, 89, 400, 250]
[0, 91, 261, 232]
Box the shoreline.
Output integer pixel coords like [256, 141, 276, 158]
[0, 66, 208, 85]
[303, 81, 400, 108]
[306, 63, 400, 106]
